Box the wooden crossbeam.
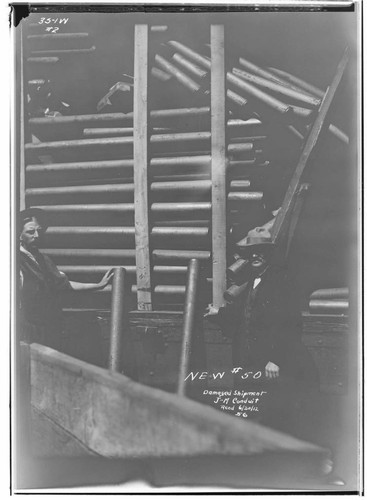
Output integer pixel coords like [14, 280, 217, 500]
[270, 48, 349, 245]
[133, 25, 152, 311]
[211, 25, 227, 309]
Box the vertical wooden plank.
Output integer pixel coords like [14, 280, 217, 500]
[133, 25, 152, 310]
[211, 25, 227, 309]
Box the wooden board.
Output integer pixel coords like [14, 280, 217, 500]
[285, 183, 310, 258]
[133, 24, 152, 310]
[271, 49, 349, 245]
[210, 25, 227, 308]
[30, 343, 326, 459]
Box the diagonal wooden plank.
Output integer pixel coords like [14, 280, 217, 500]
[271, 48, 349, 244]
[285, 183, 310, 259]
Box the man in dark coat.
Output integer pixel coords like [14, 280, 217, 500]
[19, 208, 113, 349]
[207, 235, 319, 436]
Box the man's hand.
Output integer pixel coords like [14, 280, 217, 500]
[203, 304, 220, 318]
[98, 268, 114, 289]
[265, 361, 280, 379]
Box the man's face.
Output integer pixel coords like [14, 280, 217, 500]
[249, 250, 268, 273]
[20, 217, 45, 250]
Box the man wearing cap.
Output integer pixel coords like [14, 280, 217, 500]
[18, 208, 113, 349]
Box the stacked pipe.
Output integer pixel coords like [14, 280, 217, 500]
[150, 40, 297, 296]
[25, 91, 269, 309]
[23, 28, 348, 312]
[232, 56, 348, 144]
[147, 53, 270, 306]
[309, 288, 349, 315]
[24, 17, 97, 121]
[23, 39, 292, 309]
[153, 40, 348, 151]
[24, 113, 198, 307]
[155, 41, 348, 294]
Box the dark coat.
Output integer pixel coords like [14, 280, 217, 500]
[216, 266, 316, 383]
[19, 248, 72, 344]
[214, 266, 319, 436]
